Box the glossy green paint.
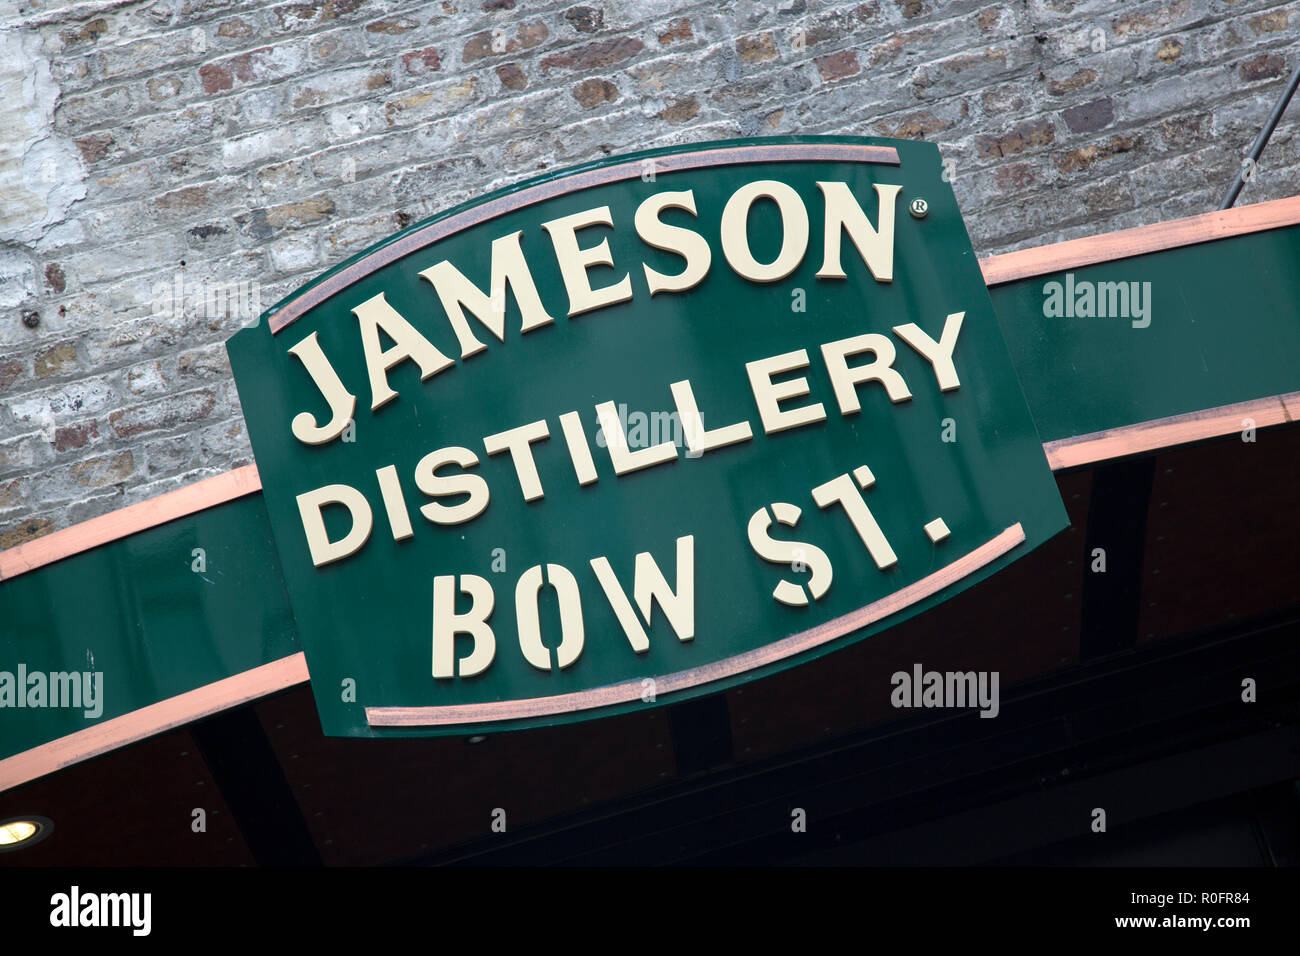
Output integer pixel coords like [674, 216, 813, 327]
[989, 222, 1300, 443]
[0, 494, 299, 762]
[227, 135, 1068, 737]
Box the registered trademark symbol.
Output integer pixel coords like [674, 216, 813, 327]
[909, 198, 929, 219]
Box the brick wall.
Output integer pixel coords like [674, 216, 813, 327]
[1, 0, 1297, 546]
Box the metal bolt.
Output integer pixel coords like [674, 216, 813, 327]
[21, 310, 39, 328]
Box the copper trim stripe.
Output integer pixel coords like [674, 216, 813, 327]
[0, 652, 309, 793]
[366, 522, 1025, 728]
[266, 143, 901, 334]
[979, 195, 1300, 286]
[1044, 391, 1300, 471]
[0, 464, 262, 583]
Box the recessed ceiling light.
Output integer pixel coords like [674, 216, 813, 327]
[467, 735, 487, 744]
[0, 816, 53, 852]
[0, 821, 35, 844]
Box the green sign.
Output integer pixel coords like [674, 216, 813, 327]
[227, 135, 1067, 737]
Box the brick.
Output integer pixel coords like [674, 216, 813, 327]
[312, 34, 359, 63]
[152, 185, 211, 213]
[976, 118, 1055, 158]
[801, 4, 881, 49]
[197, 418, 251, 463]
[656, 96, 699, 124]
[53, 421, 99, 452]
[1047, 68, 1098, 96]
[1113, 0, 1192, 39]
[269, 0, 367, 32]
[324, 213, 401, 255]
[108, 388, 218, 438]
[126, 360, 169, 396]
[257, 159, 313, 194]
[60, 18, 108, 48]
[982, 84, 1028, 115]
[402, 47, 442, 76]
[125, 104, 217, 155]
[98, 34, 195, 80]
[815, 49, 860, 82]
[178, 345, 232, 379]
[81, 313, 193, 368]
[565, 6, 604, 33]
[265, 195, 336, 229]
[915, 46, 1013, 94]
[540, 36, 642, 73]
[199, 43, 308, 95]
[1080, 173, 1134, 216]
[144, 434, 197, 475]
[1, 517, 54, 549]
[75, 132, 115, 164]
[463, 22, 550, 63]
[10, 377, 118, 425]
[268, 235, 321, 273]
[382, 76, 479, 126]
[0, 433, 52, 474]
[658, 18, 693, 46]
[627, 56, 690, 94]
[147, 75, 184, 101]
[1248, 10, 1293, 34]
[573, 78, 619, 109]
[1240, 53, 1286, 82]
[736, 34, 777, 64]
[292, 67, 391, 108]
[121, 468, 227, 508]
[995, 162, 1036, 193]
[0, 360, 23, 392]
[866, 28, 934, 67]
[875, 109, 953, 139]
[70, 450, 134, 488]
[45, 264, 67, 294]
[1056, 135, 1139, 173]
[221, 124, 324, 171]
[59, 86, 131, 125]
[1158, 113, 1210, 150]
[365, 18, 419, 35]
[1156, 38, 1183, 63]
[35, 343, 78, 378]
[496, 63, 526, 90]
[1062, 97, 1114, 133]
[199, 62, 235, 93]
[217, 18, 255, 39]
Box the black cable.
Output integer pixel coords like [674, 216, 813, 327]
[1219, 59, 1300, 210]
